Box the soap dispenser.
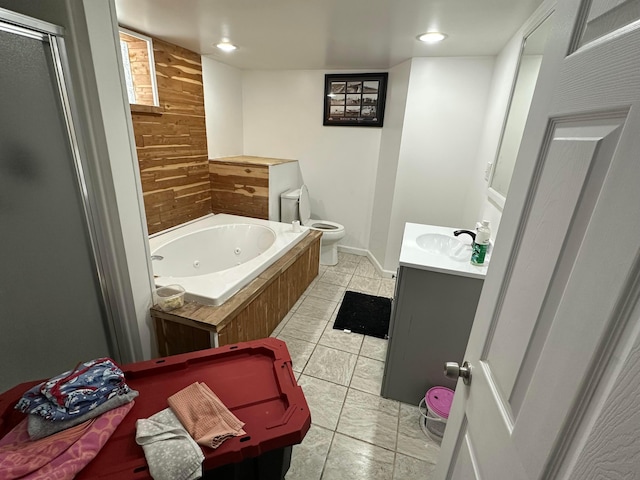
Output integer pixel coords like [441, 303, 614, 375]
[471, 221, 491, 265]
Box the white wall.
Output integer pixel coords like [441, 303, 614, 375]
[369, 60, 412, 266]
[202, 57, 244, 158]
[199, 26, 542, 269]
[382, 57, 495, 271]
[205, 60, 494, 266]
[242, 70, 383, 250]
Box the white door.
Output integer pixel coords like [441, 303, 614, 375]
[436, 0, 640, 478]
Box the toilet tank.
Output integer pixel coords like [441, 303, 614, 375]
[280, 189, 301, 224]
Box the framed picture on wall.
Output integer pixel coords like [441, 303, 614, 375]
[323, 73, 388, 127]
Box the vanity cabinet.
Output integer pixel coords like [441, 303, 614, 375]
[381, 223, 486, 405]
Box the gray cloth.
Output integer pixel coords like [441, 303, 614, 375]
[136, 408, 204, 480]
[28, 389, 139, 440]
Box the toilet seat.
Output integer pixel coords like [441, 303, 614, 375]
[305, 218, 344, 245]
[309, 220, 343, 231]
[308, 219, 345, 234]
[308, 220, 345, 242]
[298, 185, 345, 236]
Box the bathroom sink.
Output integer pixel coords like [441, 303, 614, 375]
[415, 233, 472, 262]
[400, 223, 489, 279]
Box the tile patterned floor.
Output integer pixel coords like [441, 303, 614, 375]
[271, 252, 440, 480]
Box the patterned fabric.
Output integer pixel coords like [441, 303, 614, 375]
[136, 408, 204, 480]
[15, 358, 130, 421]
[28, 389, 138, 440]
[167, 382, 245, 448]
[0, 401, 133, 480]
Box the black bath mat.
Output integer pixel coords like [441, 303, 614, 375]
[333, 291, 392, 339]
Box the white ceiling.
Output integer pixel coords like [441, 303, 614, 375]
[115, 0, 544, 70]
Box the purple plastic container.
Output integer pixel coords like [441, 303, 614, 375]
[426, 386, 454, 419]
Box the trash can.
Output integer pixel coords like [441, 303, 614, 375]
[418, 386, 454, 443]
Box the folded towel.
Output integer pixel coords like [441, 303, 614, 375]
[0, 401, 133, 480]
[136, 408, 204, 480]
[15, 358, 130, 421]
[168, 382, 245, 448]
[28, 389, 139, 440]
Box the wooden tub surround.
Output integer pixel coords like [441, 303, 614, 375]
[209, 156, 298, 220]
[151, 230, 321, 356]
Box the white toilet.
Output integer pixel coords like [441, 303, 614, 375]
[280, 185, 345, 266]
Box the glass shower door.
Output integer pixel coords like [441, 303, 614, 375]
[0, 19, 114, 391]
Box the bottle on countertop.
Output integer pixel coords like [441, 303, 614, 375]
[472, 221, 481, 248]
[471, 220, 491, 265]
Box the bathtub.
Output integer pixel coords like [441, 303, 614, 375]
[149, 214, 309, 306]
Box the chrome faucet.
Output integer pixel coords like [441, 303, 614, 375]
[453, 230, 476, 243]
[151, 255, 164, 261]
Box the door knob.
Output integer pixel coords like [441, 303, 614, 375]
[444, 361, 472, 385]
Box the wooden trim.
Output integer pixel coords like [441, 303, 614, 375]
[150, 230, 321, 355]
[130, 104, 163, 115]
[212, 156, 297, 166]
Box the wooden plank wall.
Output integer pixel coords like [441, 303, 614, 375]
[130, 37, 211, 234]
[209, 162, 270, 219]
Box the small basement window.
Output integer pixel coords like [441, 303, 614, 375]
[118, 27, 159, 108]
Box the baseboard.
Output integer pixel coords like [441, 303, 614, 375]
[366, 251, 396, 279]
[337, 246, 396, 278]
[337, 245, 368, 257]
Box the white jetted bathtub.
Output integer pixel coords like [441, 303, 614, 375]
[149, 214, 309, 306]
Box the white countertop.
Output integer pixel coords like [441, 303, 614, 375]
[399, 223, 490, 279]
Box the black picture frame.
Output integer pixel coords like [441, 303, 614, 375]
[323, 73, 388, 127]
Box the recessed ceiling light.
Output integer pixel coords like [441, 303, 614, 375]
[216, 42, 237, 52]
[417, 32, 447, 44]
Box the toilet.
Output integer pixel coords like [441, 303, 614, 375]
[280, 185, 345, 265]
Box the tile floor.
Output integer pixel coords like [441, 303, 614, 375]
[271, 252, 441, 480]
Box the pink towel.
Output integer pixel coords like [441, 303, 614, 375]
[0, 401, 133, 480]
[168, 382, 245, 448]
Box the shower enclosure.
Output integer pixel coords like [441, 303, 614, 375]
[0, 9, 126, 391]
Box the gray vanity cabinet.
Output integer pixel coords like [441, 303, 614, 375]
[381, 266, 484, 405]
